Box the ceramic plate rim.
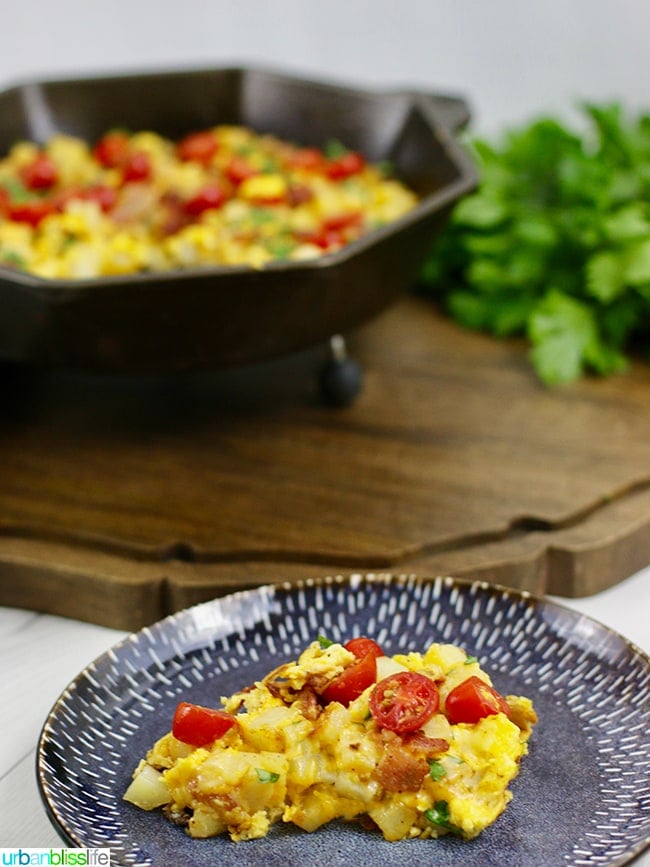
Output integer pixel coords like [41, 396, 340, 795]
[36, 573, 650, 866]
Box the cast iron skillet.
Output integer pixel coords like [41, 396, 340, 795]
[0, 65, 477, 374]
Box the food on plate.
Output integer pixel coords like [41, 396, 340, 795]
[0, 125, 418, 279]
[124, 635, 537, 843]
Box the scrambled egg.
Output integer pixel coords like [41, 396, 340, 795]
[124, 638, 536, 843]
[0, 125, 418, 279]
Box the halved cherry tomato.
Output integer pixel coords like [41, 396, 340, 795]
[183, 183, 228, 216]
[122, 151, 151, 183]
[93, 131, 130, 168]
[444, 676, 510, 725]
[177, 130, 219, 165]
[172, 701, 237, 746]
[325, 151, 365, 180]
[20, 154, 58, 190]
[369, 671, 439, 734]
[321, 652, 377, 707]
[345, 637, 384, 661]
[8, 199, 55, 227]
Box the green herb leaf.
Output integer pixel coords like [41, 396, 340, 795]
[528, 290, 600, 385]
[255, 768, 280, 784]
[318, 634, 334, 649]
[625, 239, 650, 286]
[323, 139, 349, 159]
[0, 250, 27, 267]
[249, 208, 276, 226]
[419, 101, 650, 384]
[464, 655, 478, 665]
[266, 236, 296, 259]
[1, 178, 32, 203]
[376, 159, 394, 178]
[424, 800, 456, 831]
[585, 251, 626, 302]
[452, 193, 508, 230]
[428, 760, 446, 781]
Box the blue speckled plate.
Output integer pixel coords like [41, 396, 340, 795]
[37, 574, 650, 867]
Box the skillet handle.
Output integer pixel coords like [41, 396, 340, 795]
[421, 93, 472, 134]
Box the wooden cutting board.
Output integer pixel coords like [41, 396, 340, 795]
[1, 295, 648, 630]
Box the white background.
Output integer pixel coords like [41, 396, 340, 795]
[0, 0, 648, 136]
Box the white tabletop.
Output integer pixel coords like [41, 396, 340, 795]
[1, 566, 648, 863]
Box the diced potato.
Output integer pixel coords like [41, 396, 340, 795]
[237, 704, 297, 752]
[123, 764, 170, 810]
[188, 805, 227, 838]
[375, 655, 409, 681]
[369, 801, 418, 842]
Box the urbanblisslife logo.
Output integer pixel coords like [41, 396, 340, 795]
[0, 851, 111, 866]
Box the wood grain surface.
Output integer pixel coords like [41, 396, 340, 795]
[1, 295, 648, 630]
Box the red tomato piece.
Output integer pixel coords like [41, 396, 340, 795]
[321, 652, 377, 707]
[345, 637, 384, 660]
[369, 671, 439, 734]
[325, 151, 365, 180]
[296, 228, 346, 250]
[287, 147, 326, 172]
[225, 156, 257, 186]
[0, 186, 10, 214]
[122, 151, 151, 183]
[177, 130, 219, 165]
[93, 131, 130, 168]
[444, 676, 511, 725]
[184, 183, 228, 216]
[171, 701, 237, 746]
[57, 184, 118, 213]
[20, 154, 58, 190]
[82, 184, 118, 212]
[322, 211, 363, 232]
[8, 199, 55, 227]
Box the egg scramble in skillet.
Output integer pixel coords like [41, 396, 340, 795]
[0, 126, 418, 279]
[124, 636, 537, 843]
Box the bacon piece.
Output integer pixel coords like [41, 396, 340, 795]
[375, 742, 428, 792]
[373, 730, 450, 793]
[403, 732, 450, 758]
[295, 685, 322, 721]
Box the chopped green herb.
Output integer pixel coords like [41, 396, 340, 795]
[424, 800, 456, 831]
[428, 760, 446, 781]
[419, 102, 650, 384]
[248, 208, 276, 226]
[318, 635, 334, 649]
[265, 236, 296, 259]
[255, 768, 280, 784]
[464, 655, 478, 665]
[1, 178, 31, 203]
[323, 138, 349, 159]
[0, 250, 27, 267]
[376, 159, 395, 178]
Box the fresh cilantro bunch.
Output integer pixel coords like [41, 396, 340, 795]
[419, 103, 650, 384]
